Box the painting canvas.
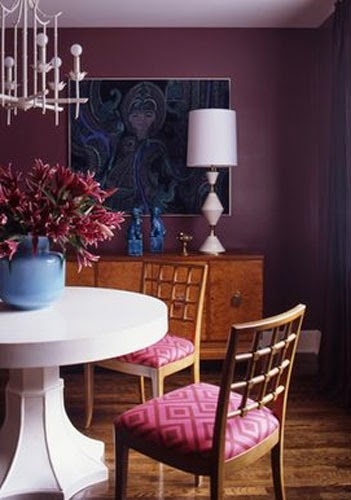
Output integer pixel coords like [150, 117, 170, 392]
[69, 78, 230, 215]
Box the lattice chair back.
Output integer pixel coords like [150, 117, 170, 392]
[141, 260, 208, 351]
[213, 303, 306, 463]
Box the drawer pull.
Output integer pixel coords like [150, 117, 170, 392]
[231, 291, 242, 307]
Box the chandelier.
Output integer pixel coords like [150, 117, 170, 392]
[0, 0, 87, 125]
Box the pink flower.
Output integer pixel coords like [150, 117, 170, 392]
[0, 240, 19, 259]
[0, 159, 125, 269]
[0, 214, 7, 225]
[76, 248, 100, 273]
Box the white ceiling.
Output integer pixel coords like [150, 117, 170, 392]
[39, 0, 335, 29]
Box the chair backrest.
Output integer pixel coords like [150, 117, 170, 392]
[140, 260, 208, 349]
[213, 304, 306, 460]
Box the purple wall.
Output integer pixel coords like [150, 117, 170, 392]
[0, 28, 330, 328]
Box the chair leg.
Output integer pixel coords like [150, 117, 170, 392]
[192, 360, 202, 487]
[151, 372, 164, 398]
[271, 441, 286, 500]
[84, 363, 94, 428]
[195, 475, 203, 487]
[209, 472, 223, 500]
[115, 434, 130, 500]
[139, 376, 146, 403]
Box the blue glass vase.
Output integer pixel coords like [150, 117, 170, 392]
[0, 236, 65, 310]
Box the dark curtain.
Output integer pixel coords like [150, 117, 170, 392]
[319, 0, 351, 408]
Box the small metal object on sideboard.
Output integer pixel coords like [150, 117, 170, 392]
[231, 291, 242, 307]
[177, 232, 193, 256]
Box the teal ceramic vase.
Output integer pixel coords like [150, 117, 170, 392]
[0, 236, 65, 310]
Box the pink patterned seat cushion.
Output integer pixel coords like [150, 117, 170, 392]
[115, 333, 194, 368]
[115, 382, 279, 461]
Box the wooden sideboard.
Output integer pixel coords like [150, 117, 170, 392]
[66, 253, 264, 359]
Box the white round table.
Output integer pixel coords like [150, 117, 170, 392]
[0, 287, 168, 499]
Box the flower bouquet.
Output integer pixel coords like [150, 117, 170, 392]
[0, 159, 124, 309]
[0, 159, 124, 270]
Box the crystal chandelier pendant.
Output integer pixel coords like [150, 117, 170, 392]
[0, 0, 88, 125]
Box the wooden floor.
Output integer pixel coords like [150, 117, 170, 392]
[1, 359, 350, 499]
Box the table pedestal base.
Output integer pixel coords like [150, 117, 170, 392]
[0, 367, 108, 499]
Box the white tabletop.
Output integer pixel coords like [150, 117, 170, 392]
[0, 286, 168, 369]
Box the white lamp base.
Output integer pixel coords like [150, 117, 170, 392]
[199, 233, 225, 254]
[199, 170, 226, 255]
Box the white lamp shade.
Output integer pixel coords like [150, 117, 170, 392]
[187, 108, 237, 167]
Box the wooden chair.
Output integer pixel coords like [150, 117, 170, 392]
[84, 260, 208, 428]
[114, 303, 306, 500]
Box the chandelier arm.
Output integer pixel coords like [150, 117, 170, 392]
[40, 24, 47, 113]
[1, 7, 5, 102]
[0, 94, 64, 113]
[0, 92, 20, 102]
[6, 0, 21, 114]
[33, 2, 37, 97]
[13, 24, 17, 104]
[22, 0, 28, 100]
[0, 0, 87, 125]
[35, 6, 62, 24]
[74, 79, 80, 119]
[29, 101, 64, 111]
[13, 0, 23, 25]
[45, 97, 88, 105]
[2, 0, 21, 22]
[0, 92, 87, 105]
[53, 14, 59, 124]
[6, 105, 11, 125]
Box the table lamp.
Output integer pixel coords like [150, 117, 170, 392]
[187, 108, 237, 254]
